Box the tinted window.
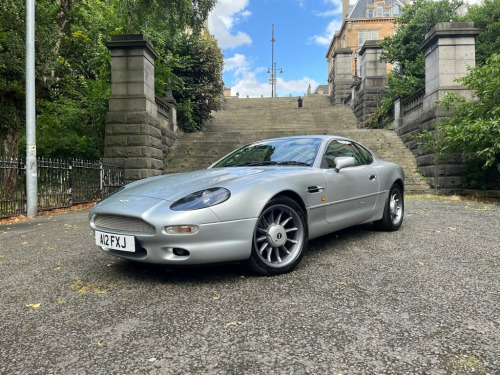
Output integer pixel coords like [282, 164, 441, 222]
[213, 138, 322, 168]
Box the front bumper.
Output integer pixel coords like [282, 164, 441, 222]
[92, 218, 258, 265]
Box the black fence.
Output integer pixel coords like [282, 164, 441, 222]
[0, 158, 124, 219]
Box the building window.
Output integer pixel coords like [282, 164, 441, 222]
[376, 4, 383, 17]
[393, 4, 400, 15]
[384, 7, 391, 17]
[368, 9, 374, 17]
[358, 30, 379, 45]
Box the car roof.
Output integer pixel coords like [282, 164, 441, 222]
[256, 135, 355, 143]
[254, 134, 357, 144]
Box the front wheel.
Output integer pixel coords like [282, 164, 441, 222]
[374, 184, 404, 231]
[246, 196, 308, 276]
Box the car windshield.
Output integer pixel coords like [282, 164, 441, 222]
[212, 138, 322, 168]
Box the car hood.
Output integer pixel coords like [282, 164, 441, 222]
[112, 167, 291, 202]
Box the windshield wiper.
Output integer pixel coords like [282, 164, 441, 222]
[276, 161, 311, 166]
[222, 160, 310, 167]
[223, 161, 278, 167]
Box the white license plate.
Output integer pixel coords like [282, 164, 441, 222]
[95, 231, 135, 252]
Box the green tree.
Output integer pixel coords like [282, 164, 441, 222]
[0, 0, 220, 160]
[162, 31, 224, 132]
[462, 0, 500, 66]
[370, 0, 463, 127]
[119, 0, 216, 35]
[0, 0, 56, 159]
[416, 54, 500, 189]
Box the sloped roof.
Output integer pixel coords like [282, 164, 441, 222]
[348, 0, 405, 19]
[314, 85, 329, 95]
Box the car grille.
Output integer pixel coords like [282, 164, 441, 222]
[93, 214, 156, 235]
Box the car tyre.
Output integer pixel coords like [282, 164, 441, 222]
[374, 183, 404, 231]
[246, 196, 308, 276]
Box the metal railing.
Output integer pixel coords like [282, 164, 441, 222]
[0, 158, 124, 219]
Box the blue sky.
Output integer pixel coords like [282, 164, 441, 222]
[208, 0, 344, 98]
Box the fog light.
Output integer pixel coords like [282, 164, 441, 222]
[164, 225, 199, 235]
[173, 248, 190, 256]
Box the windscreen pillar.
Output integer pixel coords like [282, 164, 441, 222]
[105, 34, 164, 183]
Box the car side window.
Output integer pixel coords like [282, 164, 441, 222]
[352, 143, 374, 165]
[323, 140, 372, 168]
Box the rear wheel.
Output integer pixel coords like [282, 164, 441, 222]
[374, 184, 404, 231]
[246, 196, 308, 276]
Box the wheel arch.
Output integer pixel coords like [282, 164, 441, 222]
[393, 178, 404, 194]
[270, 190, 307, 218]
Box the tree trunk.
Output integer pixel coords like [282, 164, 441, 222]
[0, 129, 19, 160]
[0, 129, 20, 197]
[53, 0, 76, 58]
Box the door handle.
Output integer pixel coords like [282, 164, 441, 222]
[369, 175, 376, 181]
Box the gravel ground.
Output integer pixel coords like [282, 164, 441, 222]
[0, 195, 498, 375]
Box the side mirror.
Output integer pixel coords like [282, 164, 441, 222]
[333, 156, 356, 172]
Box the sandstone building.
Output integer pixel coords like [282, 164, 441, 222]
[326, 0, 408, 95]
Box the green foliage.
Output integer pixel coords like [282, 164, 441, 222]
[118, 0, 217, 35]
[163, 31, 224, 132]
[0, 0, 220, 160]
[371, 0, 463, 126]
[415, 54, 500, 188]
[379, 0, 463, 70]
[177, 99, 198, 133]
[462, 0, 500, 66]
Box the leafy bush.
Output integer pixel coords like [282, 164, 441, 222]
[415, 54, 500, 189]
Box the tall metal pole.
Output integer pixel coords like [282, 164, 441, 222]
[271, 24, 275, 98]
[26, 0, 37, 217]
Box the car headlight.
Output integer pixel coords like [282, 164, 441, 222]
[170, 187, 231, 211]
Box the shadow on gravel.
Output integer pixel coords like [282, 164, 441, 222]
[307, 223, 377, 253]
[111, 259, 253, 284]
[101, 223, 380, 284]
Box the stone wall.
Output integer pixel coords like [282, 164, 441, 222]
[338, 22, 479, 193]
[394, 22, 479, 193]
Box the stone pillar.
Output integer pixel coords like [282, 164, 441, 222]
[420, 22, 479, 112]
[163, 90, 178, 133]
[360, 40, 387, 80]
[417, 22, 480, 193]
[353, 41, 388, 127]
[331, 48, 353, 105]
[104, 34, 164, 183]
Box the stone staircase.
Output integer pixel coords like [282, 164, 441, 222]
[164, 96, 431, 194]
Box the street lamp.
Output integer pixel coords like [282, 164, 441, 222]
[26, 0, 37, 217]
[268, 24, 283, 97]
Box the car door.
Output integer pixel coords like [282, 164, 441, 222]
[323, 140, 380, 223]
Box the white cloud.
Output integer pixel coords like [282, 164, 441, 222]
[276, 77, 320, 97]
[310, 19, 342, 46]
[208, 0, 252, 50]
[224, 53, 252, 77]
[224, 53, 318, 98]
[310, 0, 343, 46]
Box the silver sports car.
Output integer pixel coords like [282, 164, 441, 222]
[89, 135, 404, 275]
